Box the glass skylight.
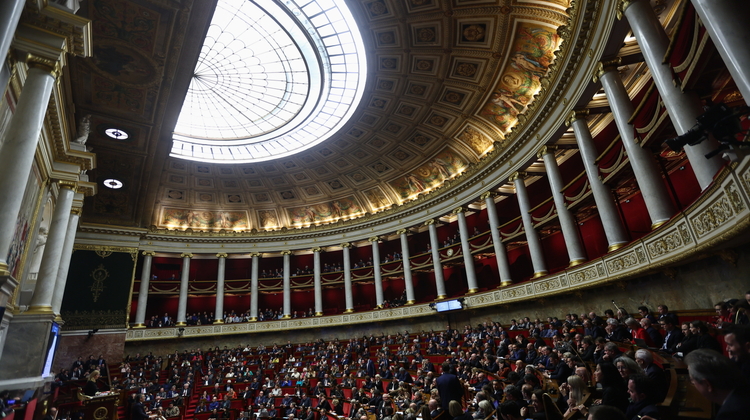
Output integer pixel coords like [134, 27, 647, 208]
[170, 0, 367, 163]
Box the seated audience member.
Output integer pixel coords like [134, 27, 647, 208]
[657, 304, 678, 326]
[625, 318, 654, 347]
[690, 321, 723, 353]
[165, 403, 180, 418]
[623, 374, 659, 420]
[640, 318, 663, 349]
[605, 318, 631, 342]
[614, 356, 643, 383]
[449, 400, 471, 420]
[634, 349, 666, 402]
[685, 349, 750, 420]
[723, 324, 750, 379]
[497, 401, 522, 420]
[593, 362, 628, 413]
[519, 390, 560, 420]
[658, 317, 683, 354]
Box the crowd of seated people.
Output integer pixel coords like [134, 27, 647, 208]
[53, 354, 108, 388]
[146, 313, 176, 328]
[96, 293, 750, 420]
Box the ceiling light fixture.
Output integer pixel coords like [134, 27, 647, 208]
[104, 128, 129, 140]
[103, 178, 123, 189]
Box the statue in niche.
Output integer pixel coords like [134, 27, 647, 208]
[73, 114, 91, 145]
[28, 227, 48, 278]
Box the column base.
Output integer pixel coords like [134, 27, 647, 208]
[132, 323, 146, 329]
[499, 280, 513, 287]
[24, 305, 53, 315]
[175, 322, 187, 327]
[248, 317, 257, 322]
[343, 308, 354, 314]
[282, 314, 291, 319]
[375, 305, 383, 310]
[405, 300, 415, 305]
[314, 312, 323, 317]
[467, 288, 478, 294]
[213, 320, 224, 324]
[532, 271, 548, 279]
[607, 242, 628, 252]
[568, 259, 587, 267]
[436, 295, 447, 300]
[651, 220, 669, 230]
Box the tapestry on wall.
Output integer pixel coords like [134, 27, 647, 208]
[60, 248, 136, 330]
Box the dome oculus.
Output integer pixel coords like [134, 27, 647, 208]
[171, 0, 367, 163]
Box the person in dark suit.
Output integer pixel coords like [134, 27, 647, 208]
[83, 370, 100, 397]
[132, 394, 151, 420]
[658, 317, 684, 354]
[435, 362, 463, 412]
[43, 407, 57, 420]
[624, 374, 659, 420]
[685, 349, 750, 420]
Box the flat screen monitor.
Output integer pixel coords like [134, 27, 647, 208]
[42, 322, 60, 377]
[434, 299, 463, 312]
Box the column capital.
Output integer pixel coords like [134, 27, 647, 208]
[250, 252, 261, 258]
[311, 247, 323, 253]
[424, 219, 436, 226]
[368, 236, 380, 243]
[71, 207, 83, 216]
[593, 58, 622, 83]
[26, 54, 61, 78]
[281, 250, 292, 256]
[57, 180, 78, 190]
[452, 206, 465, 215]
[480, 191, 494, 200]
[180, 253, 193, 259]
[616, 0, 637, 20]
[537, 145, 557, 159]
[216, 253, 228, 258]
[142, 251, 156, 257]
[566, 109, 590, 126]
[340, 242, 352, 248]
[509, 171, 527, 183]
[396, 228, 409, 235]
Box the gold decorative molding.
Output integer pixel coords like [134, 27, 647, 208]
[537, 145, 557, 159]
[216, 253, 228, 258]
[509, 171, 527, 183]
[70, 207, 82, 216]
[250, 252, 262, 258]
[142, 251, 156, 257]
[368, 236, 379, 242]
[311, 247, 322, 253]
[616, 0, 637, 20]
[424, 219, 435, 226]
[453, 206, 465, 215]
[26, 53, 60, 78]
[180, 253, 193, 259]
[281, 250, 292, 256]
[340, 243, 352, 248]
[73, 244, 138, 255]
[396, 229, 408, 235]
[480, 191, 494, 200]
[57, 180, 77, 190]
[593, 57, 622, 82]
[566, 108, 590, 126]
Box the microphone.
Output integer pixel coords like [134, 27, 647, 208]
[611, 300, 620, 311]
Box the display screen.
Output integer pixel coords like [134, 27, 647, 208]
[434, 299, 463, 312]
[42, 322, 60, 377]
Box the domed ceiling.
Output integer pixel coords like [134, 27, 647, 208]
[72, 0, 575, 232]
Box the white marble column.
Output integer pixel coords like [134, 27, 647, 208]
[312, 247, 323, 316]
[620, 0, 724, 189]
[214, 253, 227, 324]
[27, 182, 75, 314]
[0, 61, 58, 276]
[511, 172, 548, 278]
[342, 243, 354, 313]
[281, 250, 292, 319]
[133, 251, 155, 328]
[454, 207, 479, 293]
[539, 147, 587, 266]
[397, 229, 416, 304]
[568, 110, 629, 251]
[482, 192, 513, 286]
[176, 253, 192, 326]
[249, 252, 260, 321]
[597, 62, 675, 228]
[425, 219, 447, 299]
[0, 0, 25, 69]
[369, 237, 385, 308]
[692, 1, 750, 106]
[51, 208, 81, 318]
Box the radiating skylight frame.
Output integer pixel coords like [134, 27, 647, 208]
[170, 0, 367, 163]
